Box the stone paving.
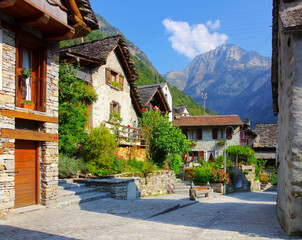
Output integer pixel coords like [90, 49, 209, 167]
[0, 191, 296, 240]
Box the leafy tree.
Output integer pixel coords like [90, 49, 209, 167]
[139, 108, 191, 166]
[226, 145, 257, 165]
[59, 62, 98, 156]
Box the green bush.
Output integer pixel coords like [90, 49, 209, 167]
[270, 172, 278, 185]
[80, 125, 117, 176]
[166, 154, 182, 174]
[213, 155, 231, 170]
[226, 145, 257, 165]
[193, 162, 214, 184]
[58, 154, 85, 178]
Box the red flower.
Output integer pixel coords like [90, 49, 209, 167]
[60, 89, 63, 92]
[84, 112, 87, 115]
[127, 125, 130, 128]
[76, 102, 78, 104]
[82, 66, 84, 69]
[142, 108, 146, 111]
[121, 167, 124, 170]
[138, 146, 141, 149]
[152, 146, 154, 149]
[79, 129, 81, 132]
[94, 95, 96, 98]
[79, 89, 81, 91]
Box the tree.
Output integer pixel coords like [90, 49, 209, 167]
[139, 107, 191, 166]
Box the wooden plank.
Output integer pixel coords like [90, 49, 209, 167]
[2, 129, 58, 142]
[17, 13, 50, 28]
[43, 29, 75, 41]
[0, 0, 16, 8]
[1, 109, 58, 123]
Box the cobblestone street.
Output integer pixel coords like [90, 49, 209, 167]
[0, 191, 294, 240]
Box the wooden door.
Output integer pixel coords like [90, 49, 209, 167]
[15, 140, 39, 208]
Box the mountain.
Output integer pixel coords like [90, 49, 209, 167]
[163, 44, 277, 126]
[60, 13, 210, 115]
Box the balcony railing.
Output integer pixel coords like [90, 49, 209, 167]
[103, 121, 145, 147]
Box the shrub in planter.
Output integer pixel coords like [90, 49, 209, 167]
[59, 154, 85, 178]
[80, 125, 117, 176]
[193, 162, 214, 184]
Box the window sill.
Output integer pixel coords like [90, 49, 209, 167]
[108, 84, 121, 91]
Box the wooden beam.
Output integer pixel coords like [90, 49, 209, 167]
[131, 89, 142, 117]
[1, 109, 58, 123]
[0, 0, 16, 8]
[43, 29, 75, 41]
[1, 129, 59, 142]
[116, 45, 132, 80]
[156, 89, 169, 113]
[17, 13, 50, 28]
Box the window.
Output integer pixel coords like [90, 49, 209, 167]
[226, 128, 233, 139]
[16, 43, 47, 111]
[187, 129, 196, 140]
[212, 128, 218, 139]
[110, 101, 121, 115]
[106, 68, 124, 90]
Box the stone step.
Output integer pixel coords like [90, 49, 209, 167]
[58, 191, 111, 208]
[58, 186, 98, 198]
[58, 179, 76, 184]
[58, 183, 86, 191]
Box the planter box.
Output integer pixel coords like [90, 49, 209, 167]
[260, 173, 269, 182]
[20, 103, 34, 110]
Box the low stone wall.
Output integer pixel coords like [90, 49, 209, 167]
[114, 170, 176, 198]
[116, 146, 146, 161]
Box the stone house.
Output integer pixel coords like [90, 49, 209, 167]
[173, 115, 243, 161]
[60, 35, 144, 143]
[173, 105, 191, 119]
[271, 0, 302, 235]
[252, 123, 278, 167]
[137, 83, 171, 120]
[0, 0, 97, 217]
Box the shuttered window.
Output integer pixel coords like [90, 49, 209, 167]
[16, 43, 47, 112]
[105, 68, 124, 91]
[212, 128, 218, 139]
[110, 101, 121, 116]
[197, 129, 202, 140]
[226, 128, 233, 139]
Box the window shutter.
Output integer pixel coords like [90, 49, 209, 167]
[221, 129, 224, 138]
[212, 128, 218, 139]
[110, 102, 113, 115]
[182, 129, 187, 138]
[119, 74, 124, 90]
[197, 129, 202, 140]
[106, 68, 111, 85]
[37, 48, 47, 112]
[118, 103, 121, 115]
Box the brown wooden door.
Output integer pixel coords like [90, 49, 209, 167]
[15, 140, 39, 208]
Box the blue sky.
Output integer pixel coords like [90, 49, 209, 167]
[90, 0, 273, 74]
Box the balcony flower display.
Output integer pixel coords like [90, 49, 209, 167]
[217, 138, 225, 147]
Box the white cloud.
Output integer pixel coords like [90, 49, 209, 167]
[206, 20, 220, 30]
[162, 18, 228, 59]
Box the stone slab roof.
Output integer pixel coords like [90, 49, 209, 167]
[253, 123, 278, 148]
[62, 35, 138, 79]
[173, 115, 243, 127]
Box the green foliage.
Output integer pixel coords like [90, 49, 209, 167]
[166, 154, 182, 174]
[60, 30, 106, 48]
[58, 154, 85, 178]
[139, 108, 191, 165]
[80, 125, 117, 176]
[226, 145, 257, 165]
[270, 172, 278, 185]
[193, 162, 214, 183]
[213, 155, 231, 170]
[59, 62, 98, 156]
[257, 158, 267, 175]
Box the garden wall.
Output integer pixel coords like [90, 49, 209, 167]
[115, 170, 176, 197]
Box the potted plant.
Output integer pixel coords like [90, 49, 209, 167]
[217, 138, 225, 147]
[112, 80, 122, 90]
[20, 100, 34, 110]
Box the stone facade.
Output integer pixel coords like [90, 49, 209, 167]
[91, 50, 139, 128]
[275, 0, 302, 235]
[191, 126, 241, 160]
[0, 23, 59, 216]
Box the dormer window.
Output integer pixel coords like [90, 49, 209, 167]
[106, 68, 124, 90]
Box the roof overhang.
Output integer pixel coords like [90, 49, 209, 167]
[0, 0, 76, 41]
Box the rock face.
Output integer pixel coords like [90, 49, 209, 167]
[163, 44, 277, 125]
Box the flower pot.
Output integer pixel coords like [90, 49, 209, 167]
[20, 103, 34, 110]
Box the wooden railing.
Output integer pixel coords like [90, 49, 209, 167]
[103, 121, 145, 146]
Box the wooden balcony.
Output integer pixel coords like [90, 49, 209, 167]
[103, 121, 145, 147]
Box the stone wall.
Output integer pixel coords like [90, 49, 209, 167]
[0, 22, 60, 216]
[115, 170, 176, 197]
[91, 50, 139, 128]
[276, 1, 302, 235]
[116, 146, 146, 161]
[191, 126, 241, 160]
